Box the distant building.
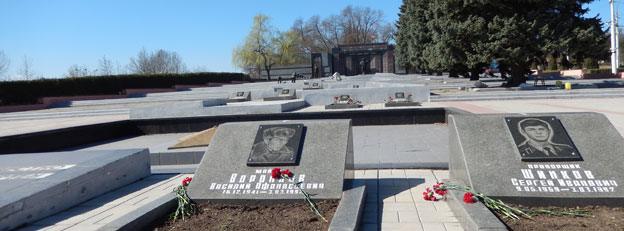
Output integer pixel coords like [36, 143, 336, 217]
[328, 43, 395, 76]
[257, 43, 396, 80]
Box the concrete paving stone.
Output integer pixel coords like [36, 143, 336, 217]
[433, 202, 452, 212]
[354, 170, 366, 178]
[407, 178, 427, 187]
[444, 222, 465, 231]
[383, 202, 416, 211]
[366, 194, 379, 203]
[27, 174, 190, 230]
[362, 211, 379, 224]
[381, 195, 396, 203]
[80, 174, 175, 207]
[381, 223, 424, 231]
[379, 179, 395, 187]
[393, 179, 411, 188]
[390, 169, 406, 177]
[421, 222, 446, 231]
[415, 202, 438, 213]
[394, 190, 414, 202]
[418, 212, 460, 223]
[381, 210, 399, 223]
[32, 206, 104, 225]
[404, 169, 436, 178]
[351, 179, 367, 188]
[432, 170, 450, 181]
[378, 169, 394, 178]
[364, 202, 378, 212]
[21, 224, 73, 231]
[361, 223, 379, 231]
[397, 211, 421, 223]
[363, 169, 378, 178]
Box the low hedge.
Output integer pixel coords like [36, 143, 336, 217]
[584, 68, 612, 74]
[0, 72, 250, 105]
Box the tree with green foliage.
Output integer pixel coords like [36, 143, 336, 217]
[395, 0, 609, 86]
[233, 14, 306, 80]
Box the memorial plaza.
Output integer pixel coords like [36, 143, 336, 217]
[1, 72, 624, 230]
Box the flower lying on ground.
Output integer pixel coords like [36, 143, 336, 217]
[463, 192, 476, 203]
[182, 177, 193, 187]
[172, 176, 197, 221]
[272, 168, 327, 222]
[422, 182, 590, 220]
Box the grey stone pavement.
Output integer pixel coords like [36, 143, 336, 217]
[353, 124, 448, 169]
[356, 169, 462, 231]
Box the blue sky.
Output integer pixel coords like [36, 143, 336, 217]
[0, 0, 616, 79]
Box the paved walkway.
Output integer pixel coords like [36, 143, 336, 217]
[0, 114, 128, 137]
[355, 169, 462, 231]
[22, 174, 191, 231]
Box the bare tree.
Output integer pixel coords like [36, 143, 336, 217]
[0, 51, 10, 79]
[378, 23, 396, 43]
[290, 5, 392, 53]
[339, 6, 383, 44]
[18, 55, 34, 80]
[99, 56, 114, 76]
[66, 64, 90, 78]
[128, 48, 186, 74]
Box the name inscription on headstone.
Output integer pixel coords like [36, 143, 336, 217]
[510, 163, 618, 193]
[0, 164, 76, 180]
[207, 168, 325, 195]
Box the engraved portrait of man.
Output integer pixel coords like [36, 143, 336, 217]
[247, 125, 303, 165]
[516, 118, 577, 158]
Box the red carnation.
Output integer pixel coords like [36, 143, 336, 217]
[271, 168, 281, 179]
[281, 169, 293, 178]
[422, 188, 437, 201]
[463, 192, 476, 203]
[433, 182, 447, 196]
[182, 177, 193, 186]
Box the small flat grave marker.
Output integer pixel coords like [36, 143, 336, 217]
[325, 95, 362, 109]
[303, 81, 323, 90]
[384, 91, 421, 107]
[227, 91, 251, 103]
[264, 88, 297, 101]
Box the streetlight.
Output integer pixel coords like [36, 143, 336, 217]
[610, 0, 619, 74]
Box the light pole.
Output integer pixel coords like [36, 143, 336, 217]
[610, 0, 619, 74]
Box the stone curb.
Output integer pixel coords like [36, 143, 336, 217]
[151, 165, 198, 174]
[444, 180, 507, 231]
[96, 192, 177, 231]
[328, 184, 367, 231]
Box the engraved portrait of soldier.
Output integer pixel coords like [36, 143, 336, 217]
[247, 124, 303, 166]
[506, 116, 582, 161]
